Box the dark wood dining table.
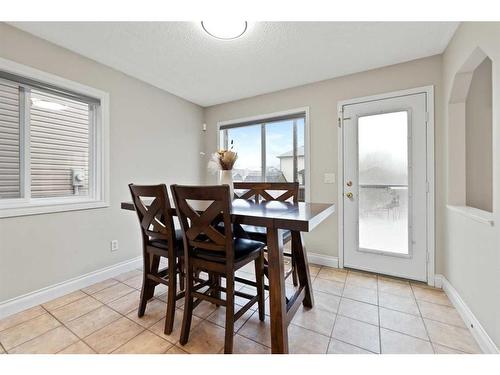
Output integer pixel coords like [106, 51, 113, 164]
[121, 197, 335, 353]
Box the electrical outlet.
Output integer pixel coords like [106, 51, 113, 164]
[111, 240, 119, 252]
[324, 173, 336, 184]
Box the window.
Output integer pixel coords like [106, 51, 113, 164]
[0, 62, 109, 218]
[219, 111, 307, 201]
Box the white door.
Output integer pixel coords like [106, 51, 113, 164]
[342, 92, 429, 281]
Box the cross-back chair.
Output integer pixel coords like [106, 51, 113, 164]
[233, 182, 299, 286]
[171, 184, 265, 354]
[128, 183, 185, 335]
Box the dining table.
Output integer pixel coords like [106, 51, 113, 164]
[121, 197, 335, 354]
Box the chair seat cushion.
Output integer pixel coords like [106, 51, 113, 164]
[242, 225, 291, 244]
[193, 238, 265, 263]
[149, 229, 184, 255]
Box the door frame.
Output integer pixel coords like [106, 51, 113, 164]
[337, 86, 435, 286]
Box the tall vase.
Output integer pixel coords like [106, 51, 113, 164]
[219, 170, 234, 200]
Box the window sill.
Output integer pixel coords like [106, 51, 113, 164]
[0, 199, 110, 218]
[446, 205, 494, 226]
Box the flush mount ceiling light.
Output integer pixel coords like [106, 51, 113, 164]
[201, 21, 247, 40]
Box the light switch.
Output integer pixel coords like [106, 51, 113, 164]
[324, 173, 335, 184]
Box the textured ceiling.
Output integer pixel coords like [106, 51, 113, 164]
[10, 22, 458, 107]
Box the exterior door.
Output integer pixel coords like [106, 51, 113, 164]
[342, 92, 429, 281]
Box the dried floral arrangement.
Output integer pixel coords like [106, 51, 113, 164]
[208, 141, 238, 172]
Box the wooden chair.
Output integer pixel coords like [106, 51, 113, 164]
[171, 184, 265, 354]
[128, 184, 186, 335]
[233, 182, 299, 286]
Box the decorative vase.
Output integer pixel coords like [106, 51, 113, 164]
[219, 170, 234, 199]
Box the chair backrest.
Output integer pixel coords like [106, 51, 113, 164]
[171, 185, 234, 261]
[128, 184, 176, 247]
[233, 182, 299, 204]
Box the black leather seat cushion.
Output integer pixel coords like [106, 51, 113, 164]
[193, 238, 265, 263]
[149, 229, 184, 255]
[242, 225, 291, 244]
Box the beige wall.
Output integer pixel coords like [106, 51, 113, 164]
[204, 56, 444, 265]
[465, 57, 493, 211]
[442, 22, 500, 346]
[0, 23, 204, 301]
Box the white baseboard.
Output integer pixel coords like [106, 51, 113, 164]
[0, 256, 142, 320]
[434, 274, 499, 354]
[307, 252, 339, 268]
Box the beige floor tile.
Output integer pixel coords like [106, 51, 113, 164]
[0, 345, 4, 354]
[148, 309, 202, 344]
[379, 307, 428, 340]
[238, 311, 271, 347]
[153, 284, 169, 297]
[432, 344, 467, 354]
[346, 273, 378, 290]
[9, 326, 78, 354]
[66, 305, 121, 338]
[309, 265, 322, 277]
[312, 278, 344, 296]
[207, 306, 253, 332]
[93, 283, 136, 304]
[181, 321, 225, 354]
[0, 313, 61, 350]
[291, 306, 336, 336]
[338, 298, 379, 326]
[107, 290, 141, 315]
[191, 300, 218, 319]
[84, 317, 144, 353]
[332, 315, 380, 353]
[424, 319, 481, 353]
[0, 306, 46, 332]
[313, 290, 341, 313]
[42, 291, 87, 311]
[379, 292, 420, 315]
[342, 284, 378, 305]
[411, 285, 452, 306]
[82, 278, 119, 295]
[51, 296, 103, 323]
[380, 328, 433, 354]
[165, 345, 189, 354]
[57, 340, 95, 354]
[378, 278, 413, 297]
[112, 330, 172, 354]
[327, 338, 373, 354]
[122, 275, 143, 290]
[417, 300, 466, 328]
[127, 299, 166, 328]
[232, 334, 270, 354]
[288, 324, 330, 354]
[317, 267, 347, 283]
[114, 269, 143, 282]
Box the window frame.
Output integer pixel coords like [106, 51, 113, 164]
[0, 57, 110, 218]
[216, 107, 310, 202]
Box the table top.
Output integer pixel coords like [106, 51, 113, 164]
[121, 198, 335, 232]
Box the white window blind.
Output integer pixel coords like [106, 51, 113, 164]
[30, 89, 90, 198]
[0, 79, 21, 199]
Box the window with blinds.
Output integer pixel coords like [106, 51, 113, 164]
[0, 75, 97, 203]
[0, 79, 21, 199]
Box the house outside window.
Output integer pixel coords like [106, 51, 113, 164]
[0, 59, 109, 218]
[218, 110, 308, 201]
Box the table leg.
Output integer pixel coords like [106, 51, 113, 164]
[291, 231, 314, 308]
[266, 227, 289, 354]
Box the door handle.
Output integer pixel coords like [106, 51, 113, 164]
[345, 192, 353, 199]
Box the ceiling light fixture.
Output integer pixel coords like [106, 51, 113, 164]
[201, 21, 247, 40]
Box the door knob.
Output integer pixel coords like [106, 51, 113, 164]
[345, 192, 353, 199]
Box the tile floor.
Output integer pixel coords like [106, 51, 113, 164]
[0, 264, 482, 354]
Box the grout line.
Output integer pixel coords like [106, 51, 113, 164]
[328, 336, 379, 354]
[0, 341, 7, 354]
[376, 274, 382, 354]
[409, 283, 434, 352]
